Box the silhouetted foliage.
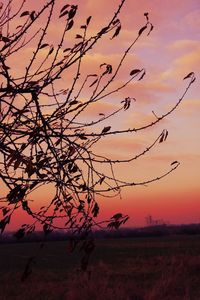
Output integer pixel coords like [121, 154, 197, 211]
[0, 0, 195, 263]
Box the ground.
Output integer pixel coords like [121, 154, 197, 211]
[1, 235, 200, 299]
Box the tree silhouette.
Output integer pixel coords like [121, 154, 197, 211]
[0, 0, 195, 253]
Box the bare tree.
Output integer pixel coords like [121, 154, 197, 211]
[0, 0, 195, 252]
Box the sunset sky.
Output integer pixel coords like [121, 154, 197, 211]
[1, 0, 200, 229]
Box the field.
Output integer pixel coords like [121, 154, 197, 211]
[1, 235, 200, 299]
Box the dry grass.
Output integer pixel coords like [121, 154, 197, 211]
[1, 236, 200, 299]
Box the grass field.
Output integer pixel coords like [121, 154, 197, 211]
[1, 235, 200, 299]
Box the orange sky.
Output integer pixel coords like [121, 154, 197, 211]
[1, 0, 200, 229]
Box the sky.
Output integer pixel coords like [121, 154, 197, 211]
[1, 0, 200, 229]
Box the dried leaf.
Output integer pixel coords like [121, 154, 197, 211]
[99, 176, 105, 185]
[112, 213, 122, 220]
[60, 4, 69, 14]
[138, 70, 146, 81]
[111, 25, 121, 39]
[159, 132, 165, 143]
[14, 157, 22, 170]
[63, 47, 71, 53]
[78, 134, 87, 140]
[69, 100, 78, 106]
[20, 11, 29, 17]
[66, 19, 74, 31]
[2, 36, 10, 43]
[59, 10, 68, 18]
[147, 23, 154, 35]
[86, 16, 92, 26]
[101, 126, 111, 134]
[39, 43, 49, 49]
[171, 161, 178, 166]
[48, 46, 54, 55]
[68, 7, 77, 19]
[92, 203, 99, 217]
[30, 11, 35, 21]
[130, 69, 141, 76]
[76, 34, 82, 39]
[183, 72, 194, 80]
[144, 12, 149, 21]
[159, 130, 168, 143]
[112, 19, 120, 26]
[80, 25, 87, 30]
[138, 25, 147, 36]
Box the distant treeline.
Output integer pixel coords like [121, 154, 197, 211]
[1, 223, 200, 244]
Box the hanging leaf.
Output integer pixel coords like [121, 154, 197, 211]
[59, 10, 69, 18]
[100, 63, 112, 76]
[63, 47, 71, 53]
[78, 134, 87, 140]
[101, 126, 111, 134]
[121, 97, 134, 110]
[22, 201, 32, 214]
[2, 36, 10, 43]
[60, 4, 70, 14]
[105, 64, 112, 75]
[86, 16, 92, 26]
[68, 146, 76, 156]
[159, 130, 168, 143]
[30, 11, 35, 21]
[111, 213, 122, 220]
[159, 132, 165, 143]
[111, 25, 121, 39]
[183, 72, 194, 80]
[76, 34, 82, 39]
[144, 12, 149, 21]
[164, 130, 168, 141]
[92, 202, 99, 217]
[2, 207, 10, 216]
[69, 100, 78, 106]
[138, 70, 146, 81]
[7, 185, 27, 204]
[48, 46, 54, 55]
[80, 25, 87, 30]
[66, 19, 74, 31]
[123, 216, 129, 224]
[130, 69, 141, 76]
[39, 43, 49, 49]
[112, 19, 120, 26]
[99, 176, 105, 185]
[171, 161, 179, 166]
[68, 6, 77, 19]
[20, 11, 30, 17]
[138, 25, 147, 36]
[147, 23, 154, 35]
[14, 157, 22, 170]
